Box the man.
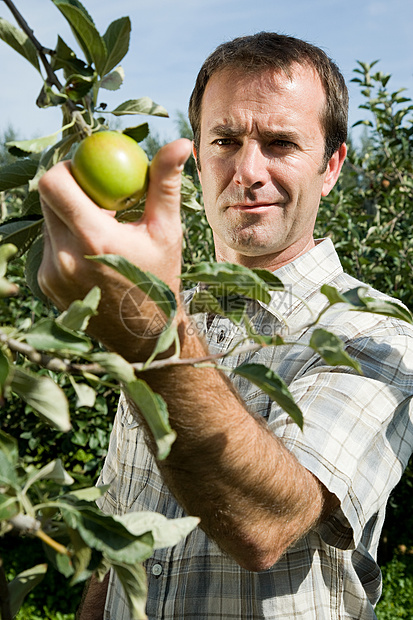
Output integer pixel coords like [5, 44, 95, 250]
[38, 33, 413, 619]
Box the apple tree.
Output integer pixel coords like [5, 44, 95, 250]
[315, 61, 413, 619]
[0, 2, 411, 619]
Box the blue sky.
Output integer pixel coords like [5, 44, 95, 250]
[1, 0, 412, 144]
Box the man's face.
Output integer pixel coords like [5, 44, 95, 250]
[195, 64, 346, 270]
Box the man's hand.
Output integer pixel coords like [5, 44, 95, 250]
[38, 138, 192, 361]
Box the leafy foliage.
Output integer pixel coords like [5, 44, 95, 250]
[315, 61, 413, 308]
[316, 61, 413, 611]
[0, 2, 412, 617]
[376, 554, 413, 619]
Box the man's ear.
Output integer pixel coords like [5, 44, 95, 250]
[192, 142, 201, 177]
[321, 143, 347, 197]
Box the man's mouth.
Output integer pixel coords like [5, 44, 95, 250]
[230, 202, 280, 212]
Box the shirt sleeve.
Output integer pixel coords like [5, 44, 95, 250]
[268, 333, 413, 551]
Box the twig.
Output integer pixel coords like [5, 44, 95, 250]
[2, 0, 63, 90]
[2, 0, 90, 136]
[0, 331, 100, 374]
[35, 529, 72, 556]
[9, 514, 71, 556]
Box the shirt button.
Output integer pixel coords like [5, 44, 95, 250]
[152, 563, 163, 576]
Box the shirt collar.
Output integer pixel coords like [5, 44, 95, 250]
[258, 238, 343, 321]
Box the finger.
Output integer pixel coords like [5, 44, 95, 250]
[145, 138, 192, 223]
[38, 161, 117, 241]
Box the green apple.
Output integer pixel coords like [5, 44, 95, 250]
[71, 130, 149, 211]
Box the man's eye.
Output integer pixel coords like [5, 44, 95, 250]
[213, 138, 235, 146]
[272, 140, 296, 149]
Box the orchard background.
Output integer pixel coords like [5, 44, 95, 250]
[0, 2, 412, 618]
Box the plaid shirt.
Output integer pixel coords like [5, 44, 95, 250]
[97, 239, 413, 619]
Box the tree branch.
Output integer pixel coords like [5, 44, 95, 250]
[2, 0, 62, 90]
[2, 0, 91, 136]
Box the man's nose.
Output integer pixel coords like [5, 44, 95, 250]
[233, 143, 270, 189]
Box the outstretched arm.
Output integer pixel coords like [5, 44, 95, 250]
[38, 140, 337, 571]
[38, 139, 191, 361]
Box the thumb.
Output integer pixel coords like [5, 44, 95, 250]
[144, 138, 192, 222]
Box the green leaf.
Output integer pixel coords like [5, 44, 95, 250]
[0, 430, 18, 465]
[11, 367, 71, 432]
[0, 157, 39, 191]
[0, 243, 17, 277]
[342, 287, 372, 307]
[52, 35, 93, 76]
[25, 318, 92, 354]
[67, 527, 93, 584]
[0, 242, 19, 296]
[71, 380, 96, 408]
[22, 190, 42, 216]
[250, 268, 285, 291]
[60, 502, 154, 564]
[189, 289, 226, 316]
[115, 512, 199, 550]
[110, 561, 147, 620]
[309, 328, 362, 373]
[57, 286, 101, 331]
[7, 133, 60, 155]
[0, 348, 11, 395]
[28, 133, 79, 191]
[87, 254, 177, 319]
[0, 493, 19, 520]
[233, 362, 303, 428]
[65, 485, 110, 503]
[180, 173, 202, 212]
[9, 564, 48, 618]
[24, 459, 74, 493]
[0, 276, 19, 297]
[26, 317, 91, 351]
[181, 262, 281, 304]
[0, 449, 19, 489]
[52, 0, 95, 21]
[189, 289, 247, 325]
[101, 17, 131, 76]
[124, 379, 176, 460]
[82, 358, 176, 459]
[352, 119, 373, 128]
[321, 285, 372, 308]
[321, 285, 413, 324]
[144, 321, 179, 367]
[358, 297, 413, 324]
[100, 66, 124, 91]
[0, 17, 40, 72]
[35, 83, 68, 110]
[64, 71, 96, 101]
[122, 123, 150, 144]
[24, 233, 48, 302]
[319, 283, 349, 306]
[52, 0, 107, 76]
[109, 97, 168, 118]
[0, 216, 44, 256]
[88, 351, 136, 384]
[0, 432, 19, 489]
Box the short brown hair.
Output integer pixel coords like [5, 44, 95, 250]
[188, 32, 348, 170]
